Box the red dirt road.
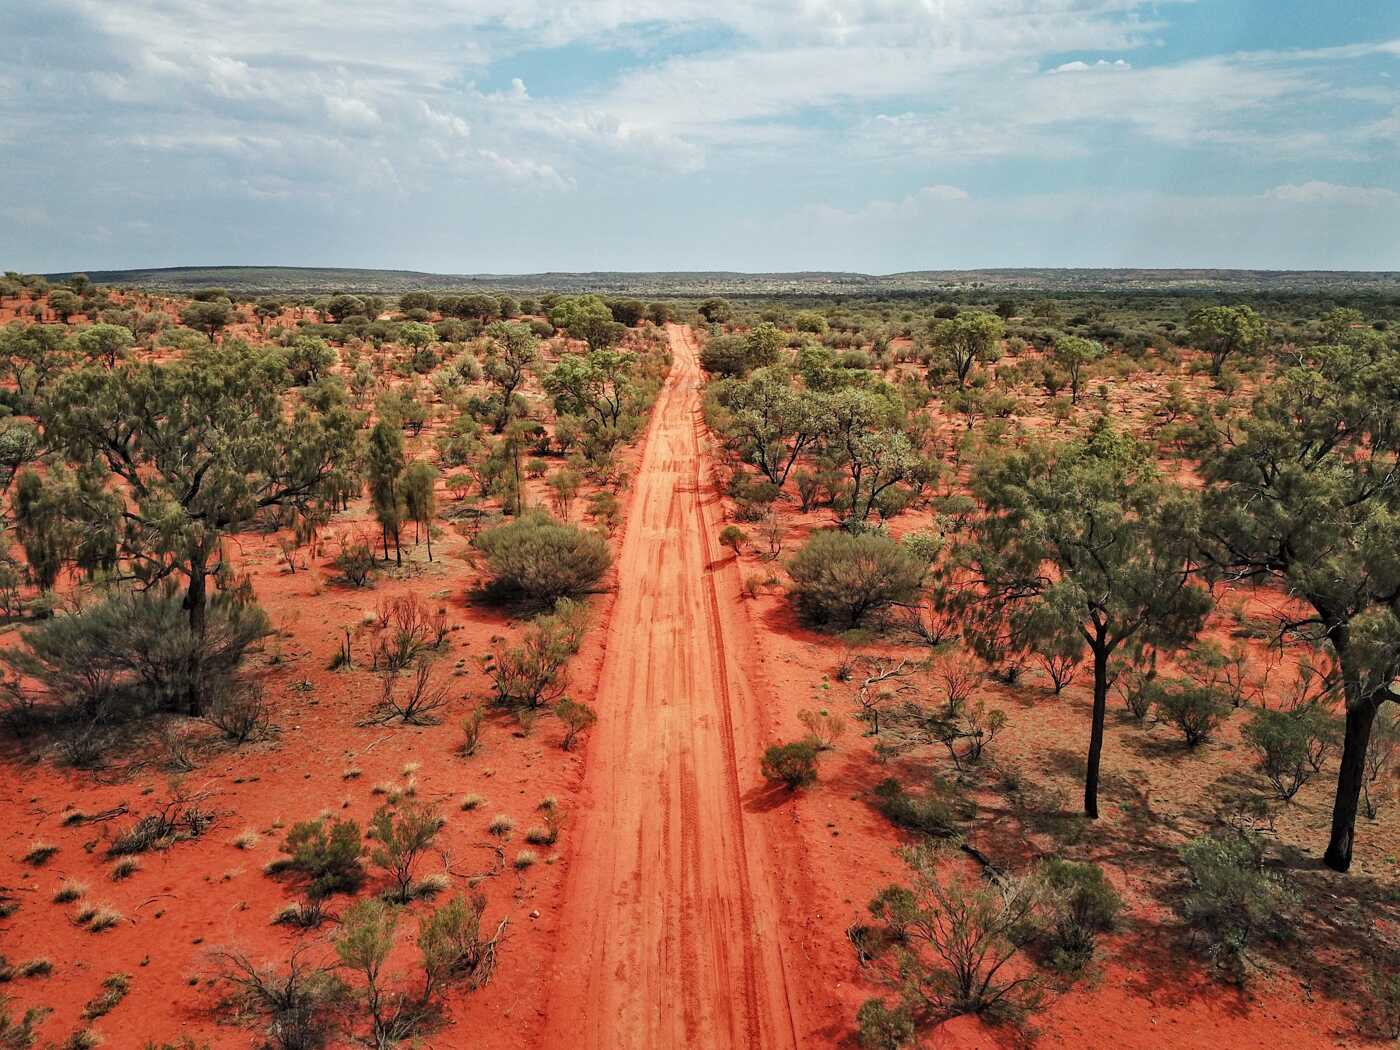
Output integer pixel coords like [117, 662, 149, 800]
[542, 325, 804, 1049]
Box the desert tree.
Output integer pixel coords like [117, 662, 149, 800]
[366, 420, 406, 564]
[482, 322, 537, 432]
[1051, 336, 1103, 405]
[709, 368, 827, 487]
[179, 299, 234, 340]
[1197, 337, 1400, 870]
[542, 348, 636, 430]
[940, 420, 1211, 817]
[39, 344, 356, 715]
[76, 323, 134, 368]
[930, 310, 1004, 389]
[401, 460, 437, 560]
[1188, 304, 1267, 377]
[549, 295, 625, 350]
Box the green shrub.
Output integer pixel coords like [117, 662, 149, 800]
[1152, 680, 1228, 747]
[855, 998, 914, 1049]
[474, 511, 610, 604]
[278, 818, 364, 899]
[1242, 705, 1337, 800]
[1180, 832, 1295, 982]
[786, 530, 923, 627]
[870, 778, 961, 837]
[1038, 859, 1122, 972]
[761, 741, 820, 789]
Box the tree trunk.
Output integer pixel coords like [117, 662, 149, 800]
[183, 557, 209, 717]
[1083, 645, 1109, 819]
[1324, 694, 1379, 872]
[425, 522, 433, 562]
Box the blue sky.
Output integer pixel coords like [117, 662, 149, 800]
[2, 1, 1399, 273]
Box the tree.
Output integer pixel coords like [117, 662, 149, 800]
[698, 297, 732, 324]
[401, 460, 437, 560]
[49, 288, 82, 322]
[609, 299, 645, 326]
[941, 421, 1211, 817]
[1051, 336, 1103, 404]
[1188, 304, 1267, 376]
[931, 311, 1003, 389]
[761, 740, 820, 788]
[180, 299, 234, 340]
[550, 295, 624, 350]
[76, 323, 134, 368]
[823, 388, 920, 523]
[41, 345, 356, 715]
[711, 369, 826, 487]
[1198, 339, 1400, 870]
[366, 421, 406, 564]
[280, 335, 337, 385]
[399, 321, 436, 351]
[698, 335, 752, 377]
[0, 322, 73, 408]
[542, 349, 635, 430]
[482, 322, 536, 432]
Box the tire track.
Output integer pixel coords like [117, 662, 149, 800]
[542, 323, 803, 1049]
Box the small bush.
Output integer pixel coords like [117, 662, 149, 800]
[21, 843, 56, 866]
[108, 858, 139, 881]
[856, 998, 915, 1050]
[86, 905, 122, 932]
[1153, 681, 1228, 747]
[555, 697, 597, 750]
[460, 794, 485, 811]
[761, 741, 820, 789]
[870, 778, 961, 838]
[718, 525, 747, 554]
[787, 530, 923, 627]
[0, 996, 50, 1050]
[474, 511, 611, 604]
[366, 801, 443, 903]
[1242, 705, 1336, 800]
[277, 817, 364, 899]
[1180, 831, 1294, 982]
[1038, 859, 1122, 972]
[513, 850, 538, 870]
[271, 900, 331, 930]
[487, 815, 513, 836]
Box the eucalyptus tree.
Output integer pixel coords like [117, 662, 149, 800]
[40, 343, 357, 713]
[1197, 336, 1400, 871]
[1188, 304, 1267, 376]
[940, 421, 1212, 817]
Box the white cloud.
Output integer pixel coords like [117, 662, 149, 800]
[1263, 182, 1400, 206]
[1050, 58, 1131, 73]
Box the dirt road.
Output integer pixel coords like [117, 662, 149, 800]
[542, 324, 804, 1049]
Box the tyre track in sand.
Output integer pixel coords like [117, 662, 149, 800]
[542, 323, 803, 1049]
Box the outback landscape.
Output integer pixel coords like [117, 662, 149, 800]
[0, 268, 1396, 1050]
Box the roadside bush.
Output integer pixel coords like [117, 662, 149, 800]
[855, 998, 914, 1050]
[334, 532, 375, 587]
[761, 741, 819, 789]
[367, 801, 443, 903]
[1242, 705, 1337, 800]
[787, 530, 923, 627]
[216, 950, 348, 1050]
[555, 698, 597, 750]
[698, 334, 751, 376]
[1180, 832, 1294, 982]
[474, 511, 610, 604]
[1038, 859, 1122, 972]
[870, 777, 961, 838]
[485, 600, 586, 711]
[855, 844, 1043, 1024]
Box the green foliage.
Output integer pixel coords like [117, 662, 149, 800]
[1180, 831, 1295, 982]
[279, 335, 337, 385]
[699, 334, 752, 377]
[1038, 859, 1121, 972]
[278, 817, 364, 899]
[787, 530, 924, 627]
[1151, 679, 1229, 747]
[550, 295, 625, 350]
[697, 297, 732, 324]
[1242, 705, 1337, 800]
[930, 310, 1004, 388]
[555, 697, 597, 750]
[761, 740, 820, 789]
[1187, 304, 1266, 375]
[474, 511, 611, 604]
[870, 777, 961, 838]
[855, 998, 914, 1049]
[857, 844, 1043, 1025]
[940, 420, 1211, 817]
[485, 599, 586, 710]
[0, 995, 49, 1050]
[367, 801, 443, 903]
[75, 323, 134, 367]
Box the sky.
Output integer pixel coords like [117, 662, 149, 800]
[2, 0, 1400, 274]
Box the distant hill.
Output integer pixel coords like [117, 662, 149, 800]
[42, 264, 1400, 297]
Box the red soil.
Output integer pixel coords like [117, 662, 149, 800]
[0, 308, 1392, 1049]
